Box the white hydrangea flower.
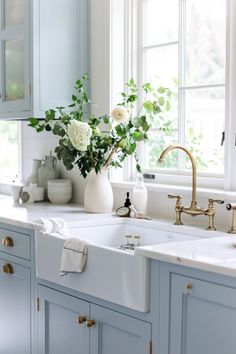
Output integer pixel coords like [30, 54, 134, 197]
[111, 106, 129, 123]
[67, 120, 92, 151]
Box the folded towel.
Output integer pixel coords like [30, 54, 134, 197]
[60, 238, 88, 275]
[35, 217, 69, 238]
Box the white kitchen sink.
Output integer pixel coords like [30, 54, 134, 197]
[36, 219, 199, 312]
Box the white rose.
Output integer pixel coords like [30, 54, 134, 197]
[111, 106, 129, 123]
[67, 120, 92, 151]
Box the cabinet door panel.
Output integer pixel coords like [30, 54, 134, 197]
[37, 0, 88, 111]
[38, 286, 89, 354]
[4, 38, 25, 101]
[170, 274, 236, 354]
[0, 258, 31, 354]
[0, 0, 30, 115]
[4, 0, 25, 28]
[90, 304, 151, 354]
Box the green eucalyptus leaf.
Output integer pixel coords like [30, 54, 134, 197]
[143, 100, 154, 112]
[28, 117, 39, 127]
[132, 130, 144, 141]
[158, 97, 165, 106]
[36, 124, 45, 133]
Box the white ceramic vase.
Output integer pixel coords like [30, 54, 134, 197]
[84, 169, 113, 213]
[26, 159, 42, 186]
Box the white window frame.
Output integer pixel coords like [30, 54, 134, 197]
[0, 120, 22, 193]
[110, 0, 236, 193]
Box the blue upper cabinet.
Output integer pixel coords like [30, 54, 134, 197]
[0, 0, 31, 116]
[0, 0, 89, 119]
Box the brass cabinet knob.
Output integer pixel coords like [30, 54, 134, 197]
[86, 319, 95, 328]
[77, 315, 87, 324]
[2, 263, 14, 274]
[187, 283, 193, 290]
[2, 236, 14, 247]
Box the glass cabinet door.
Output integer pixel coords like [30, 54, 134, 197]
[4, 38, 25, 101]
[0, 0, 30, 115]
[4, 0, 25, 28]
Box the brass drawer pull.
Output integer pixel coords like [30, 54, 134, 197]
[2, 237, 14, 247]
[77, 315, 87, 324]
[187, 283, 193, 290]
[2, 263, 14, 274]
[86, 319, 95, 328]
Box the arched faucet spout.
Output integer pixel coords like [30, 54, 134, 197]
[159, 144, 197, 203]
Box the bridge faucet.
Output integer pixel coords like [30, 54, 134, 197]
[158, 144, 224, 230]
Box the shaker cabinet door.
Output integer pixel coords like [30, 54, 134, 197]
[37, 285, 89, 354]
[0, 257, 31, 354]
[169, 274, 236, 354]
[90, 304, 152, 354]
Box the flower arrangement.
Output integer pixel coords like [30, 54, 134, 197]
[28, 74, 172, 178]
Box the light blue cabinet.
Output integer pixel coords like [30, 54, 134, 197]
[0, 0, 31, 116]
[159, 264, 236, 354]
[37, 286, 89, 354]
[90, 304, 151, 354]
[37, 286, 152, 354]
[0, 0, 89, 119]
[0, 223, 35, 354]
[0, 257, 31, 354]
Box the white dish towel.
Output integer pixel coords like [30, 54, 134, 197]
[35, 217, 69, 238]
[60, 238, 88, 275]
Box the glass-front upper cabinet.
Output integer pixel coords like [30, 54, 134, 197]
[0, 0, 30, 117]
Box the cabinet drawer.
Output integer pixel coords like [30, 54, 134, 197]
[0, 228, 30, 260]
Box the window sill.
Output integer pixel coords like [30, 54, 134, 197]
[111, 181, 236, 202]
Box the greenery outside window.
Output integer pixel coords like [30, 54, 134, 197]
[138, 0, 226, 180]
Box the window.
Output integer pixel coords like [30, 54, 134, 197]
[0, 121, 20, 181]
[139, 0, 226, 179]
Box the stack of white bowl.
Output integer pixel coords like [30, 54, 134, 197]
[47, 179, 72, 204]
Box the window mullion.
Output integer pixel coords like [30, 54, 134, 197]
[178, 0, 186, 170]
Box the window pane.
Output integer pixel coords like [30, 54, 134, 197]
[185, 0, 226, 86]
[4, 0, 25, 28]
[5, 39, 25, 101]
[185, 88, 224, 173]
[146, 130, 178, 169]
[0, 122, 19, 179]
[145, 45, 178, 86]
[144, 0, 178, 45]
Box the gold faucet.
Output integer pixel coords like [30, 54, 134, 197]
[158, 144, 224, 230]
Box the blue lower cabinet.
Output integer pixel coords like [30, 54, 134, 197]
[90, 304, 151, 354]
[37, 286, 89, 354]
[37, 286, 152, 354]
[0, 258, 31, 354]
[169, 274, 236, 354]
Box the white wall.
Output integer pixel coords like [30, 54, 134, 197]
[21, 122, 58, 181]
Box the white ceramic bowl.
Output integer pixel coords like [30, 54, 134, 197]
[48, 194, 72, 204]
[48, 186, 72, 192]
[48, 179, 72, 187]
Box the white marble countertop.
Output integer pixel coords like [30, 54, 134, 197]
[2, 193, 236, 278]
[0, 194, 117, 229]
[135, 235, 236, 277]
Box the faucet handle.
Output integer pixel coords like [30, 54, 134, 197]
[168, 194, 183, 225]
[208, 199, 224, 208]
[168, 194, 182, 200]
[168, 194, 182, 205]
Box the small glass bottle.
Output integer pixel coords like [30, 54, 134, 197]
[132, 174, 148, 216]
